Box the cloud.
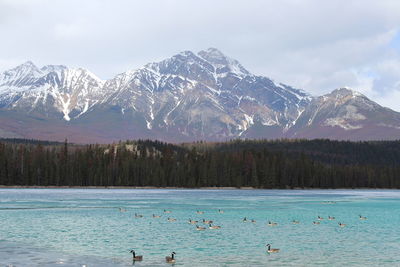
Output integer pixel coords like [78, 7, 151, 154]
[0, 0, 400, 110]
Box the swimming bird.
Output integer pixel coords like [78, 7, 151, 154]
[251, 219, 256, 223]
[317, 216, 324, 220]
[130, 250, 143, 261]
[209, 223, 221, 229]
[167, 217, 177, 222]
[359, 215, 367, 220]
[197, 210, 204, 214]
[203, 219, 213, 224]
[338, 222, 346, 227]
[243, 217, 248, 222]
[164, 209, 172, 213]
[328, 216, 335, 220]
[218, 209, 224, 214]
[196, 225, 206, 231]
[313, 221, 320, 225]
[134, 213, 143, 218]
[166, 252, 176, 263]
[153, 214, 161, 218]
[292, 220, 300, 224]
[188, 218, 198, 224]
[119, 207, 126, 212]
[267, 221, 278, 226]
[266, 244, 280, 253]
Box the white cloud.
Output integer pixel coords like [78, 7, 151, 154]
[0, 0, 400, 110]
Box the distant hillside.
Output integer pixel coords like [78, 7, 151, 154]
[1, 138, 399, 188]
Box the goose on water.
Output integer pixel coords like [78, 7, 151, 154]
[188, 218, 198, 224]
[266, 244, 280, 253]
[196, 225, 206, 231]
[209, 223, 221, 229]
[203, 219, 213, 224]
[130, 250, 143, 261]
[166, 252, 176, 263]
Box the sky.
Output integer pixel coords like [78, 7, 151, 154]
[1, 0, 400, 110]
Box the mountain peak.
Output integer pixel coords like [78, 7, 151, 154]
[13, 61, 40, 73]
[197, 48, 250, 77]
[330, 87, 363, 98]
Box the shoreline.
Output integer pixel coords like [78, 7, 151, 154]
[0, 185, 396, 190]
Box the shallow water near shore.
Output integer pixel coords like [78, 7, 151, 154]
[0, 189, 399, 266]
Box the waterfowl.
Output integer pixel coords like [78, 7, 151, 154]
[317, 216, 324, 220]
[251, 219, 256, 223]
[328, 216, 335, 220]
[218, 209, 224, 214]
[167, 217, 177, 222]
[153, 214, 161, 218]
[243, 217, 248, 222]
[267, 221, 278, 226]
[165, 252, 176, 263]
[292, 220, 300, 224]
[338, 222, 346, 227]
[203, 219, 213, 224]
[164, 209, 172, 213]
[130, 250, 143, 261]
[197, 210, 204, 214]
[134, 213, 143, 218]
[188, 218, 198, 224]
[359, 215, 367, 220]
[209, 223, 221, 229]
[313, 221, 320, 225]
[266, 244, 280, 253]
[119, 207, 126, 212]
[196, 225, 206, 231]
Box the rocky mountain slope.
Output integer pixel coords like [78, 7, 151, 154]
[0, 48, 399, 143]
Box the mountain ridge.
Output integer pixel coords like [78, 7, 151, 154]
[0, 48, 399, 143]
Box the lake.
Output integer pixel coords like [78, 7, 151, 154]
[0, 189, 399, 266]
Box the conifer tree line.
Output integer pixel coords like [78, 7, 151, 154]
[0, 138, 399, 188]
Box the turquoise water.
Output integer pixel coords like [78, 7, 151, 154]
[0, 189, 399, 266]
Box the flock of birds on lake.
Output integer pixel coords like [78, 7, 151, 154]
[118, 207, 368, 264]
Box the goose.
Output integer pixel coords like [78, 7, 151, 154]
[267, 221, 278, 226]
[218, 209, 224, 214]
[243, 217, 248, 222]
[359, 215, 367, 220]
[164, 209, 172, 214]
[188, 218, 198, 224]
[338, 222, 346, 227]
[130, 250, 143, 261]
[167, 217, 177, 222]
[209, 223, 221, 229]
[313, 221, 320, 225]
[328, 216, 335, 220]
[134, 213, 143, 218]
[196, 225, 206, 231]
[165, 252, 176, 263]
[266, 244, 280, 253]
[251, 219, 256, 223]
[196, 210, 204, 214]
[203, 219, 213, 224]
[292, 220, 300, 224]
[153, 214, 161, 218]
[317, 216, 324, 220]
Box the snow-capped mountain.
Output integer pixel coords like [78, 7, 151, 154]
[0, 61, 105, 121]
[0, 48, 399, 143]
